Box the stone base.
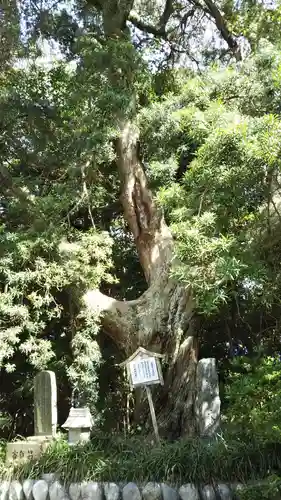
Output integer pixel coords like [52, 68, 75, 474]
[68, 429, 91, 445]
[27, 435, 54, 442]
[6, 436, 53, 465]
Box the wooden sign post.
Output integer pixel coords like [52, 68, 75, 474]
[120, 347, 164, 444]
[145, 386, 159, 442]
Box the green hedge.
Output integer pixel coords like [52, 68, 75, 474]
[236, 476, 281, 500]
[1, 433, 281, 484]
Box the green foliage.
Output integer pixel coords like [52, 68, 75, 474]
[0, 227, 113, 368]
[237, 476, 281, 500]
[0, 59, 117, 421]
[67, 310, 102, 411]
[3, 0, 281, 441]
[0, 1, 20, 70]
[137, 51, 281, 316]
[167, 113, 281, 312]
[224, 356, 281, 441]
[223, 0, 281, 52]
[1, 433, 281, 484]
[170, 212, 247, 314]
[208, 46, 281, 116]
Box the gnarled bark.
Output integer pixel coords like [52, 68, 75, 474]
[85, 278, 198, 437]
[115, 122, 173, 285]
[84, 118, 198, 437]
[83, 0, 201, 437]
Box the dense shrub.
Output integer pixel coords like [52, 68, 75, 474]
[0, 433, 280, 484]
[224, 356, 281, 440]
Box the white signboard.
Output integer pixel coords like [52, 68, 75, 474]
[129, 356, 160, 386]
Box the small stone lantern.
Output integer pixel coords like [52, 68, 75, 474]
[62, 407, 93, 445]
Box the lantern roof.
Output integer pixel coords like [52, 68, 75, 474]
[62, 407, 93, 429]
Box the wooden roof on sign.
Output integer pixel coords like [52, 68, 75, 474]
[120, 347, 164, 368]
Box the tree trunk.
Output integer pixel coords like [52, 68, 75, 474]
[84, 121, 199, 437]
[83, 1, 199, 438]
[85, 284, 198, 438]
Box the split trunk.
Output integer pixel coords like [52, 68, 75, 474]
[85, 121, 199, 437]
[84, 2, 200, 438]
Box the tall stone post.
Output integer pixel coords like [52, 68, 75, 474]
[34, 370, 57, 437]
[195, 358, 221, 436]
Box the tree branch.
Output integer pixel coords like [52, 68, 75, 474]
[81, 162, 95, 229]
[128, 0, 175, 38]
[128, 0, 241, 62]
[83, 276, 192, 353]
[83, 289, 137, 348]
[160, 0, 175, 28]
[202, 0, 242, 60]
[128, 11, 167, 38]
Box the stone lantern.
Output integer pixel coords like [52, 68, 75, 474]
[62, 407, 93, 445]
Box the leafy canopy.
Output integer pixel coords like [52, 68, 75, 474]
[2, 0, 281, 437]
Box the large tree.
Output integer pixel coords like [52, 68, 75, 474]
[79, 0, 281, 436]
[2, 0, 281, 438]
[77, 0, 242, 437]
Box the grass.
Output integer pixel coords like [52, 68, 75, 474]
[1, 432, 281, 485]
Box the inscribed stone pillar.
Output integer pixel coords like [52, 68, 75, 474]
[194, 358, 221, 437]
[34, 371, 57, 437]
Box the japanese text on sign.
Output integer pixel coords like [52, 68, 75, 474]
[129, 356, 159, 386]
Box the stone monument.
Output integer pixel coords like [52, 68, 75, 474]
[34, 371, 57, 437]
[6, 370, 57, 465]
[194, 358, 221, 437]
